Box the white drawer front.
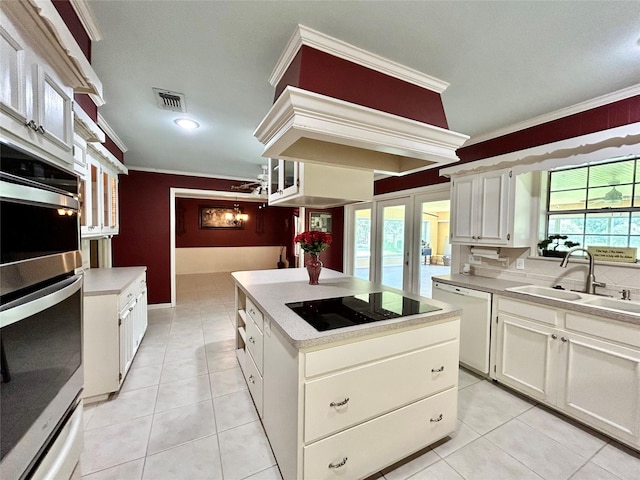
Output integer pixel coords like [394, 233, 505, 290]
[118, 273, 145, 311]
[305, 320, 460, 378]
[246, 317, 264, 374]
[498, 297, 557, 326]
[246, 298, 264, 331]
[244, 351, 263, 418]
[303, 387, 456, 480]
[304, 340, 458, 443]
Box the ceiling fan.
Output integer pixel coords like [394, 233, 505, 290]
[231, 164, 269, 196]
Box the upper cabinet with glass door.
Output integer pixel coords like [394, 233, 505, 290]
[450, 169, 534, 247]
[0, 11, 73, 169]
[268, 158, 373, 208]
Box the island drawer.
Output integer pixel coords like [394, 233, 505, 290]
[303, 339, 458, 443]
[243, 351, 263, 418]
[246, 315, 264, 374]
[303, 387, 456, 480]
[304, 320, 460, 378]
[246, 298, 264, 331]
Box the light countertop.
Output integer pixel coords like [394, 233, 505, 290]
[433, 274, 640, 326]
[232, 268, 461, 349]
[83, 266, 147, 296]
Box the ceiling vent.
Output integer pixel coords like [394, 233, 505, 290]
[152, 87, 187, 112]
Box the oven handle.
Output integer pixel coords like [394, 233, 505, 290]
[0, 274, 82, 328]
[0, 179, 78, 210]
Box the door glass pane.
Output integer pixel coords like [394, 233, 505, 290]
[381, 205, 405, 289]
[283, 160, 295, 189]
[418, 200, 451, 297]
[353, 208, 371, 280]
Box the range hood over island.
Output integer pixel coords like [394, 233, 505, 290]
[254, 25, 469, 178]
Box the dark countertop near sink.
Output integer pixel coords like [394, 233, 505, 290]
[433, 274, 640, 327]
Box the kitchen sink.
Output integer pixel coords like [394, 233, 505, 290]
[506, 285, 585, 301]
[580, 297, 640, 315]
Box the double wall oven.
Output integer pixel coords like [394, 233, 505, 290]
[1, 142, 83, 480]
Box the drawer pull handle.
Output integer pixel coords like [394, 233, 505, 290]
[430, 414, 443, 423]
[561, 337, 568, 343]
[551, 334, 558, 340]
[431, 366, 445, 373]
[328, 457, 348, 469]
[248, 374, 255, 384]
[329, 397, 350, 408]
[248, 336, 255, 343]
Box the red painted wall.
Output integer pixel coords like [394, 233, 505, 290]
[176, 198, 294, 250]
[375, 95, 640, 195]
[74, 94, 97, 122]
[301, 207, 344, 272]
[52, 0, 91, 61]
[275, 46, 448, 128]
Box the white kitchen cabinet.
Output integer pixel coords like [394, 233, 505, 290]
[0, 11, 73, 169]
[268, 157, 373, 208]
[235, 294, 264, 417]
[494, 295, 640, 449]
[83, 267, 148, 403]
[80, 143, 126, 238]
[450, 169, 533, 247]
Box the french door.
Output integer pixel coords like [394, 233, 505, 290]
[374, 198, 413, 291]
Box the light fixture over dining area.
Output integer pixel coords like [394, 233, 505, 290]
[225, 204, 248, 226]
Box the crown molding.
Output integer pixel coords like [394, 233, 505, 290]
[97, 113, 128, 153]
[465, 84, 640, 147]
[73, 102, 105, 142]
[128, 165, 255, 183]
[269, 24, 449, 93]
[69, 0, 102, 41]
[87, 141, 127, 174]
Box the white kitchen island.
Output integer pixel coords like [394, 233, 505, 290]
[232, 268, 461, 480]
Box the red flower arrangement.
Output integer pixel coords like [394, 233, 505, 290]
[294, 230, 332, 255]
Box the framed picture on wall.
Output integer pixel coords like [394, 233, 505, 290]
[309, 211, 332, 233]
[199, 206, 244, 229]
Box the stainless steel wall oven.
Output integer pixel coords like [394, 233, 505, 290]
[1, 141, 83, 480]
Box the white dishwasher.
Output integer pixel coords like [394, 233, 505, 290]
[432, 281, 492, 374]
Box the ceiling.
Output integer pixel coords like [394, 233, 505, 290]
[88, 1, 640, 184]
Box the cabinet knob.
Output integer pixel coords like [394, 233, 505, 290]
[248, 374, 255, 384]
[328, 457, 348, 469]
[431, 366, 445, 373]
[36, 125, 46, 134]
[551, 334, 557, 340]
[430, 413, 444, 423]
[329, 397, 350, 408]
[25, 119, 38, 131]
[561, 337, 568, 343]
[248, 336, 254, 343]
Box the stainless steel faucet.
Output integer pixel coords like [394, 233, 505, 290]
[560, 247, 606, 295]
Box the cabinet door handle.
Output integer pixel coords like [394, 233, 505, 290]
[248, 374, 255, 384]
[561, 337, 568, 343]
[431, 366, 445, 373]
[328, 457, 348, 469]
[25, 119, 38, 130]
[551, 334, 557, 340]
[36, 125, 46, 134]
[430, 413, 444, 423]
[329, 397, 350, 408]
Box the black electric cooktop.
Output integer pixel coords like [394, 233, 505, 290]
[286, 291, 442, 332]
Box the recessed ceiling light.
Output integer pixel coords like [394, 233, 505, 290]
[174, 118, 199, 130]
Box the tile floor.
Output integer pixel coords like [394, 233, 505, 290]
[80, 273, 640, 480]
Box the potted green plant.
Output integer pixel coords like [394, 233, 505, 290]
[537, 234, 580, 258]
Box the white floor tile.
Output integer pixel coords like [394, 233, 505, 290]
[81, 415, 152, 475]
[85, 385, 158, 430]
[485, 418, 587, 479]
[382, 448, 439, 480]
[242, 466, 283, 480]
[570, 461, 624, 480]
[444, 437, 541, 480]
[81, 459, 144, 480]
[591, 443, 640, 480]
[207, 350, 240, 373]
[147, 399, 217, 454]
[210, 366, 248, 397]
[142, 435, 223, 480]
[213, 389, 259, 432]
[120, 364, 162, 392]
[160, 353, 208, 383]
[155, 374, 212, 412]
[431, 420, 481, 458]
[218, 421, 276, 480]
[408, 459, 465, 480]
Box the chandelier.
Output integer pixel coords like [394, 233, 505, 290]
[604, 186, 623, 204]
[225, 204, 248, 226]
